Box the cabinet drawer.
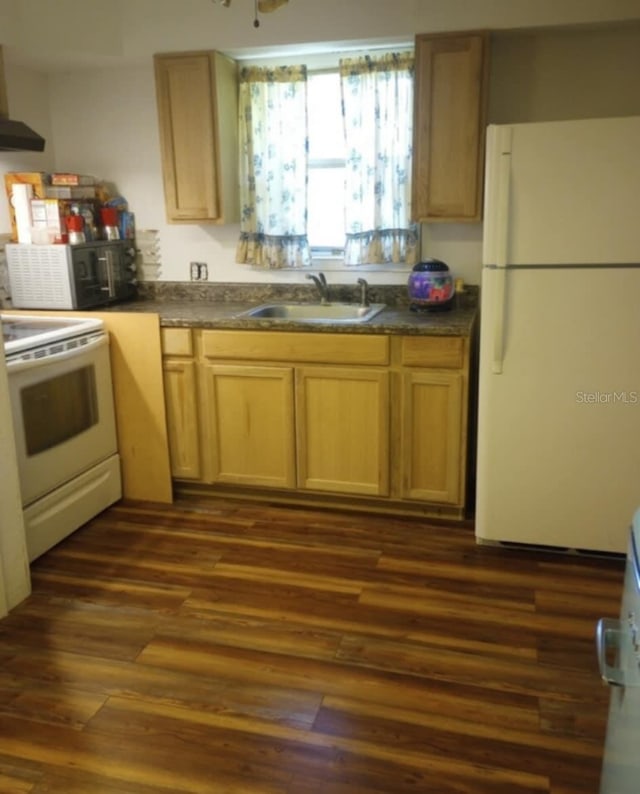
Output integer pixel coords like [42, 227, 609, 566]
[161, 327, 193, 357]
[201, 330, 389, 365]
[400, 336, 464, 369]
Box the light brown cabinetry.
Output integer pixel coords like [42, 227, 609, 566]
[412, 32, 489, 222]
[201, 363, 296, 488]
[161, 328, 201, 480]
[154, 51, 239, 224]
[396, 335, 469, 506]
[160, 327, 472, 518]
[199, 331, 389, 497]
[400, 370, 463, 503]
[296, 366, 389, 496]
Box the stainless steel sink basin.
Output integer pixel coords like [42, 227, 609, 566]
[235, 302, 386, 324]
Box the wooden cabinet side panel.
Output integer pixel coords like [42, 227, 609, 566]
[401, 370, 464, 504]
[203, 364, 296, 488]
[296, 367, 390, 496]
[213, 52, 240, 225]
[154, 53, 219, 222]
[94, 312, 173, 503]
[163, 359, 201, 480]
[412, 33, 488, 222]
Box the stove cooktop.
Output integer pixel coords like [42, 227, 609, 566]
[1, 314, 105, 357]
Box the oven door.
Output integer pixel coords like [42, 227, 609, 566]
[7, 333, 118, 506]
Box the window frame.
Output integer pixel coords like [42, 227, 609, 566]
[237, 44, 417, 273]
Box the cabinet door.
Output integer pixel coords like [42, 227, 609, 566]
[154, 51, 238, 224]
[203, 364, 296, 488]
[412, 32, 488, 222]
[163, 359, 201, 480]
[401, 370, 464, 504]
[296, 367, 389, 496]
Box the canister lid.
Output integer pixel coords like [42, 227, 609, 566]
[412, 258, 449, 272]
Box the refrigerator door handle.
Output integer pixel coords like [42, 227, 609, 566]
[491, 128, 512, 375]
[492, 267, 507, 374]
[596, 617, 625, 687]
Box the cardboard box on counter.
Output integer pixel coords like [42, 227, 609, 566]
[44, 185, 96, 199]
[50, 173, 96, 186]
[30, 198, 100, 243]
[12, 184, 34, 243]
[30, 198, 69, 243]
[4, 172, 49, 241]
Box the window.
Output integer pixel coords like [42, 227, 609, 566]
[307, 71, 346, 256]
[236, 50, 418, 270]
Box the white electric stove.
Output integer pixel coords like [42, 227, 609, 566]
[1, 313, 122, 560]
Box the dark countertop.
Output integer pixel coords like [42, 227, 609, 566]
[117, 299, 475, 336]
[109, 282, 478, 337]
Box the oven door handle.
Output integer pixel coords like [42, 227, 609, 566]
[5, 333, 108, 373]
[596, 617, 625, 687]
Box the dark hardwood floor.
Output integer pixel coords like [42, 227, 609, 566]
[0, 498, 625, 793]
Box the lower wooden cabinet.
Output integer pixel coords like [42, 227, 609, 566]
[160, 327, 473, 516]
[296, 366, 389, 496]
[401, 370, 464, 504]
[202, 363, 296, 488]
[163, 358, 201, 480]
[161, 328, 201, 480]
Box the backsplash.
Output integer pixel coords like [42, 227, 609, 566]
[137, 280, 479, 308]
[0, 233, 478, 311]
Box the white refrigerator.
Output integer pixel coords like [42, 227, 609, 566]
[476, 116, 640, 554]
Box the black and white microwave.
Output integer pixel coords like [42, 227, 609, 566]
[6, 240, 138, 310]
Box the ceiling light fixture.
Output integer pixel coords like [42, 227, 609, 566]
[213, 0, 289, 28]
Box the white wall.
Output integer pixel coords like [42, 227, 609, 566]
[489, 25, 640, 123]
[1, 0, 640, 286]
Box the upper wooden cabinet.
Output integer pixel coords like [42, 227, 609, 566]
[154, 51, 239, 224]
[412, 32, 489, 223]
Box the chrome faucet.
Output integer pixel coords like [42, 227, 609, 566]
[306, 272, 329, 303]
[357, 277, 370, 307]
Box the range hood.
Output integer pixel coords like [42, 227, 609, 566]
[0, 45, 45, 152]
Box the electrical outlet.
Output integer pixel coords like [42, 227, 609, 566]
[189, 261, 208, 281]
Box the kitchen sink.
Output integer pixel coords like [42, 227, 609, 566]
[235, 302, 386, 324]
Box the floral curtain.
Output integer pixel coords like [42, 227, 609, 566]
[339, 52, 418, 267]
[236, 65, 312, 269]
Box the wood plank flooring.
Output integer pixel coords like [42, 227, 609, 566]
[0, 498, 625, 793]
